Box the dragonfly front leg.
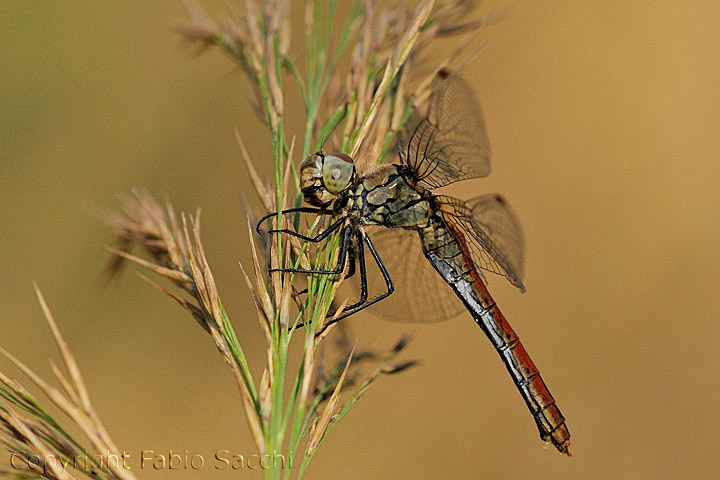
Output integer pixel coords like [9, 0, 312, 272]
[277, 226, 359, 316]
[255, 207, 325, 234]
[269, 221, 351, 275]
[258, 208, 345, 274]
[267, 216, 345, 244]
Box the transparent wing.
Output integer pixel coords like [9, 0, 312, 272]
[342, 226, 466, 323]
[398, 71, 491, 189]
[437, 194, 525, 291]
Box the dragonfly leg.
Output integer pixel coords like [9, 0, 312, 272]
[255, 207, 325, 234]
[288, 238, 356, 310]
[289, 240, 355, 303]
[333, 231, 368, 311]
[345, 237, 357, 280]
[270, 222, 351, 275]
[316, 232, 395, 335]
[292, 231, 364, 331]
[267, 216, 345, 243]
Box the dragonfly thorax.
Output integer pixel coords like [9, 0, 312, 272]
[351, 164, 433, 229]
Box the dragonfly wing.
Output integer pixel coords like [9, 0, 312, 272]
[437, 194, 525, 291]
[344, 226, 466, 323]
[399, 71, 491, 189]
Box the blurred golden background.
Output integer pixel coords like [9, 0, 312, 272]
[2, 1, 719, 478]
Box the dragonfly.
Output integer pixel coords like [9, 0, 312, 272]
[258, 70, 571, 455]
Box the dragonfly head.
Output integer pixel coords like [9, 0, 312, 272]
[300, 151, 355, 207]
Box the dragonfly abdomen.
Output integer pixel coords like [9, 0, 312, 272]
[420, 219, 571, 455]
[479, 301, 571, 455]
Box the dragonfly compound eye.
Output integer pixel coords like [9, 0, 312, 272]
[322, 153, 354, 194]
[300, 151, 354, 207]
